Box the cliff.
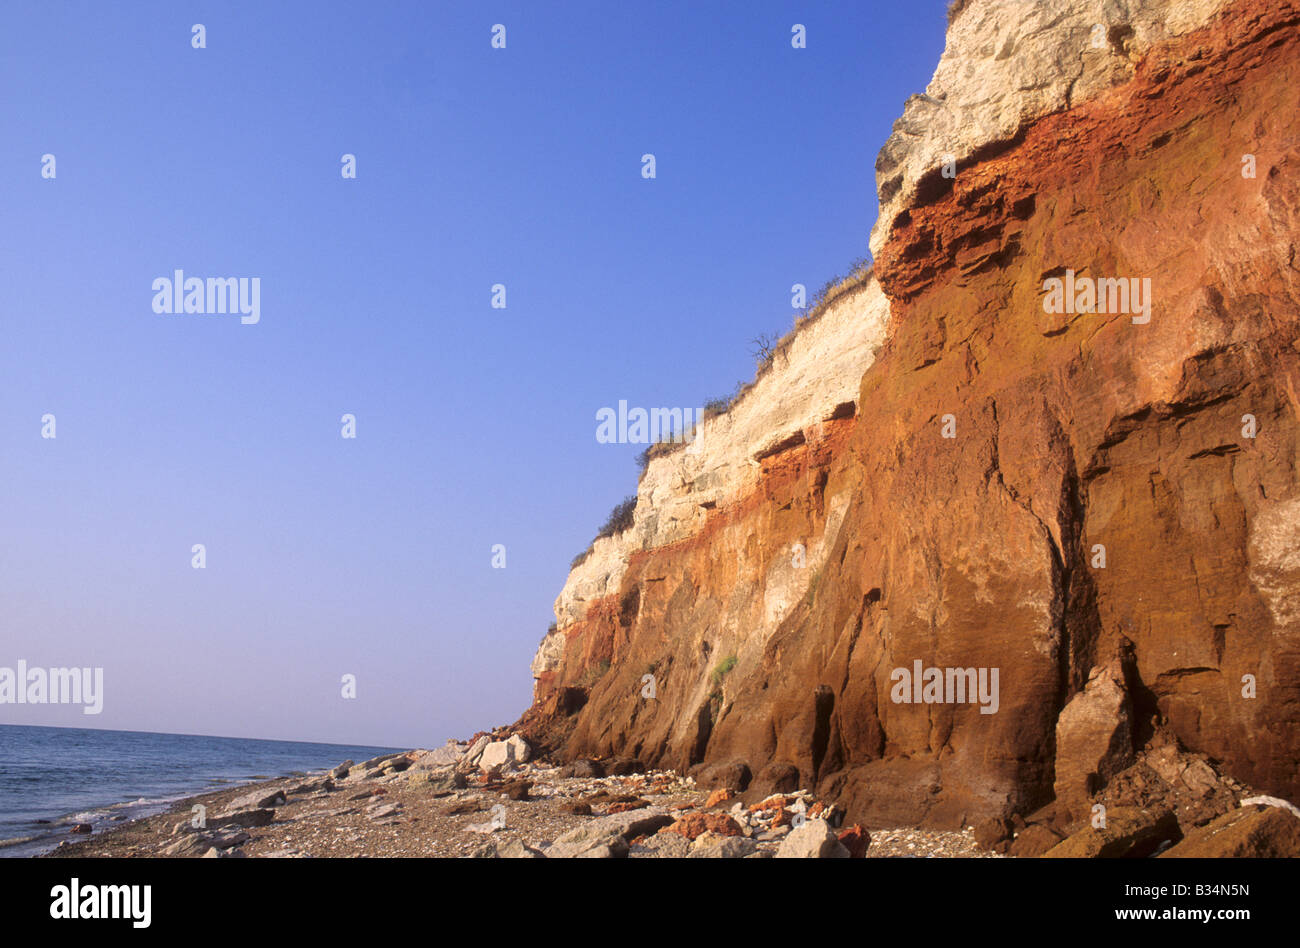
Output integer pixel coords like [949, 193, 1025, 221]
[518, 0, 1300, 828]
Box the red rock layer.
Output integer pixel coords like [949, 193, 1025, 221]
[519, 0, 1300, 826]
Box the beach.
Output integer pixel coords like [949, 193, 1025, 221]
[42, 742, 991, 859]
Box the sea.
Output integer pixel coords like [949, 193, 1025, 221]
[0, 724, 402, 857]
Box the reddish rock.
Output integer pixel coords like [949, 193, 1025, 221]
[665, 812, 744, 841]
[705, 788, 734, 809]
[837, 824, 870, 858]
[606, 799, 650, 814]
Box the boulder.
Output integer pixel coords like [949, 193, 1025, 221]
[837, 824, 870, 858]
[1053, 657, 1134, 825]
[329, 760, 354, 779]
[1159, 803, 1300, 858]
[775, 820, 850, 858]
[704, 788, 734, 809]
[414, 743, 466, 769]
[408, 768, 466, 793]
[630, 832, 691, 858]
[546, 808, 673, 858]
[973, 817, 1013, 851]
[162, 834, 211, 857]
[360, 752, 407, 770]
[693, 760, 751, 792]
[228, 788, 287, 811]
[1042, 807, 1180, 858]
[505, 734, 532, 764]
[690, 836, 758, 858]
[479, 740, 520, 773]
[214, 808, 275, 829]
[467, 839, 544, 858]
[463, 735, 491, 768]
[665, 812, 743, 841]
[1008, 823, 1064, 857]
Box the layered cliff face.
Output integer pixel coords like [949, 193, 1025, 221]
[520, 0, 1300, 827]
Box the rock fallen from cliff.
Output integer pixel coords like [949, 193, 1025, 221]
[214, 808, 276, 829]
[689, 835, 758, 858]
[1053, 657, 1136, 825]
[1159, 803, 1300, 858]
[775, 820, 850, 858]
[228, 788, 287, 811]
[1042, 807, 1180, 858]
[545, 808, 674, 858]
[1007, 824, 1064, 858]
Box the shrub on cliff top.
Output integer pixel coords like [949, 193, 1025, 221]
[596, 495, 638, 540]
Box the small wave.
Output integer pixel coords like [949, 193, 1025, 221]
[0, 835, 40, 849]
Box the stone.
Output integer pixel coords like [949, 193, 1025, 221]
[69, 823, 92, 834]
[704, 788, 734, 808]
[689, 835, 758, 858]
[694, 760, 752, 792]
[776, 820, 850, 858]
[360, 752, 407, 770]
[498, 839, 546, 858]
[163, 834, 211, 857]
[414, 743, 466, 769]
[228, 788, 287, 811]
[214, 808, 275, 829]
[1008, 823, 1065, 858]
[546, 808, 673, 858]
[505, 734, 532, 764]
[463, 736, 491, 768]
[409, 769, 467, 793]
[630, 832, 691, 858]
[665, 812, 743, 841]
[1160, 804, 1300, 858]
[973, 817, 1013, 851]
[837, 824, 870, 858]
[566, 759, 605, 779]
[207, 828, 250, 851]
[1043, 807, 1180, 858]
[479, 740, 519, 773]
[1053, 657, 1135, 825]
[501, 779, 533, 801]
[330, 760, 354, 779]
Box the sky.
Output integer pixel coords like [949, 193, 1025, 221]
[0, 0, 950, 748]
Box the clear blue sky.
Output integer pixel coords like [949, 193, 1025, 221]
[0, 1, 948, 748]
